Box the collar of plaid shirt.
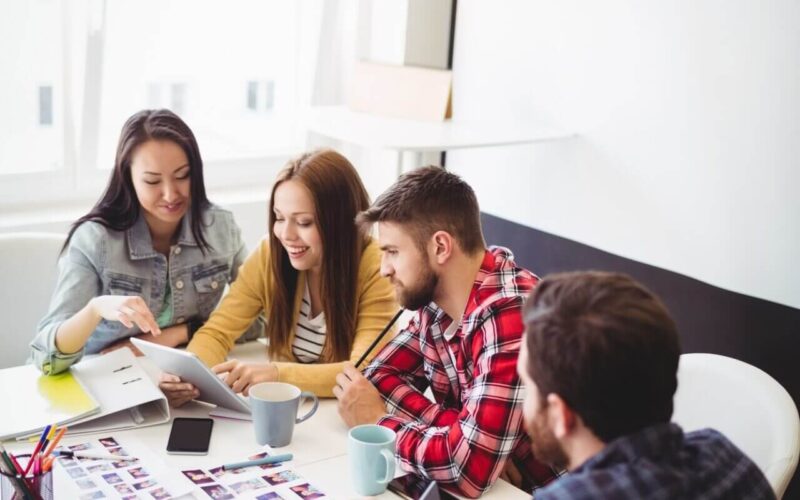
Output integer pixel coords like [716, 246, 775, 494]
[433, 246, 530, 334]
[423, 246, 534, 400]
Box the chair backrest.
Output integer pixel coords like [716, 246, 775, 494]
[672, 353, 800, 498]
[0, 232, 65, 369]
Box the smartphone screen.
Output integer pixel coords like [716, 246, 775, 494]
[387, 474, 458, 500]
[166, 417, 213, 455]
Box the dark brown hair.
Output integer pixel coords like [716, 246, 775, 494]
[266, 150, 371, 361]
[356, 166, 485, 254]
[523, 271, 680, 442]
[63, 109, 211, 253]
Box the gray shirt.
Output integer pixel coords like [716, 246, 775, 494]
[31, 205, 262, 374]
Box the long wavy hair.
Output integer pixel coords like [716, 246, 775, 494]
[266, 150, 371, 362]
[62, 109, 211, 252]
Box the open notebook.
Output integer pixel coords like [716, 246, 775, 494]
[0, 348, 169, 440]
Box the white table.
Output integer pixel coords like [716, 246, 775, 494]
[304, 105, 576, 175]
[295, 454, 529, 500]
[2, 341, 529, 499]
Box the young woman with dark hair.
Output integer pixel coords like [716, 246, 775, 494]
[31, 109, 260, 375]
[159, 149, 397, 404]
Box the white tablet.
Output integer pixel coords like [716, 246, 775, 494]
[130, 338, 251, 414]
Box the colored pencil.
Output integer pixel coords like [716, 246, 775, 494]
[42, 427, 67, 459]
[22, 425, 51, 476]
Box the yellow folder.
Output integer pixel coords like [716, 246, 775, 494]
[0, 364, 99, 441]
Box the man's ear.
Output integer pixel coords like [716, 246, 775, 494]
[429, 230, 454, 265]
[546, 393, 577, 439]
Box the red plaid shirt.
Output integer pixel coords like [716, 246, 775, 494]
[364, 247, 558, 498]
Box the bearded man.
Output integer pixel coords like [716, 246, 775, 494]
[333, 166, 557, 498]
[516, 271, 774, 499]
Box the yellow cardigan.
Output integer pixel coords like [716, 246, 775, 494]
[187, 238, 397, 397]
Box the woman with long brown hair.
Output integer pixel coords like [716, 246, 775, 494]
[160, 149, 396, 403]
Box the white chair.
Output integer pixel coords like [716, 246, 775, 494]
[672, 353, 800, 498]
[0, 232, 65, 369]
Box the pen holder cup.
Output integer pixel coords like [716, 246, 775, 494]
[0, 454, 54, 500]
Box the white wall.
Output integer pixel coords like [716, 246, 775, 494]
[448, 0, 800, 309]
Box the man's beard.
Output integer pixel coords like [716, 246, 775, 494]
[527, 408, 569, 471]
[395, 261, 438, 311]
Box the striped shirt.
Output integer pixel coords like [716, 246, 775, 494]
[292, 284, 326, 363]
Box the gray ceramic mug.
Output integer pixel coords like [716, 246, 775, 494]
[249, 382, 319, 447]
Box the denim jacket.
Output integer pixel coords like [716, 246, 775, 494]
[31, 204, 262, 374]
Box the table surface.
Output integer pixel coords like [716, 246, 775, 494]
[2, 341, 530, 499]
[304, 105, 575, 152]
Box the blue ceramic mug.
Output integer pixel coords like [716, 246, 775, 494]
[348, 424, 396, 496]
[249, 382, 319, 447]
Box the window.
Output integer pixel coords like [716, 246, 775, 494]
[0, 0, 316, 206]
[0, 1, 63, 177]
[38, 86, 54, 126]
[247, 81, 276, 112]
[94, 0, 303, 168]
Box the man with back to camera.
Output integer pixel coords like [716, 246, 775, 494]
[517, 271, 775, 499]
[332, 166, 558, 498]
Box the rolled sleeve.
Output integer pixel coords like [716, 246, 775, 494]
[30, 322, 85, 375]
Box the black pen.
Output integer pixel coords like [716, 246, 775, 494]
[355, 309, 404, 369]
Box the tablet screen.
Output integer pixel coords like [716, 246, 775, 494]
[130, 338, 251, 414]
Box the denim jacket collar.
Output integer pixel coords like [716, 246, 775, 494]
[127, 211, 197, 260]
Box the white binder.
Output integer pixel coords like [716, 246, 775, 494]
[6, 348, 170, 440]
[66, 347, 170, 435]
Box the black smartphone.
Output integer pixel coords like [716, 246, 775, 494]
[166, 417, 213, 455]
[387, 474, 458, 500]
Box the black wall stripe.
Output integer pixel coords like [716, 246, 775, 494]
[481, 212, 800, 497]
